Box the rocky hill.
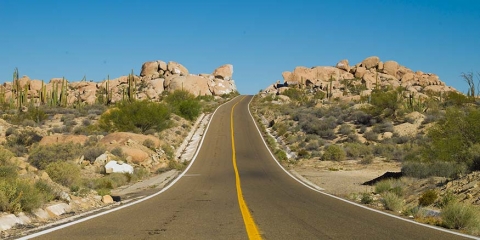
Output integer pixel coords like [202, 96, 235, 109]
[3, 61, 237, 106]
[263, 56, 457, 100]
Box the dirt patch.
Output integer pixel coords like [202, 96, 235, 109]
[293, 159, 402, 197]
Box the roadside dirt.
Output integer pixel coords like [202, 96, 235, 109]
[293, 158, 402, 197]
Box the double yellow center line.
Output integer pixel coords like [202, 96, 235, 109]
[230, 97, 262, 240]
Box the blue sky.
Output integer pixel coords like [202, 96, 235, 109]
[0, 0, 479, 94]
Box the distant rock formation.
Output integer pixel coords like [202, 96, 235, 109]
[263, 56, 457, 100]
[1, 61, 237, 106]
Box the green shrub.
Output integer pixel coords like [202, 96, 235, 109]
[297, 149, 309, 159]
[423, 107, 480, 171]
[165, 90, 202, 121]
[363, 130, 378, 141]
[373, 143, 396, 160]
[0, 148, 14, 165]
[129, 167, 150, 182]
[366, 88, 401, 120]
[360, 154, 374, 165]
[275, 149, 288, 161]
[46, 161, 81, 187]
[34, 180, 56, 202]
[5, 129, 42, 156]
[419, 189, 438, 206]
[438, 191, 457, 208]
[361, 192, 373, 204]
[372, 121, 394, 134]
[322, 145, 346, 161]
[98, 100, 171, 133]
[441, 202, 480, 233]
[344, 142, 372, 158]
[0, 179, 42, 213]
[168, 160, 187, 171]
[401, 161, 467, 179]
[111, 147, 125, 158]
[96, 188, 111, 196]
[29, 143, 83, 169]
[162, 144, 174, 160]
[0, 165, 17, 179]
[178, 99, 201, 121]
[94, 173, 129, 191]
[143, 139, 156, 150]
[338, 124, 352, 135]
[375, 180, 392, 194]
[282, 88, 304, 101]
[83, 145, 107, 163]
[382, 192, 404, 212]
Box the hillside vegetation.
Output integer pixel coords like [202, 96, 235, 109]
[0, 86, 237, 215]
[252, 71, 480, 234]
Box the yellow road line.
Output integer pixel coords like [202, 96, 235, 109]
[231, 96, 262, 240]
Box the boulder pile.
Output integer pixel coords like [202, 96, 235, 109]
[2, 61, 237, 106]
[263, 56, 457, 99]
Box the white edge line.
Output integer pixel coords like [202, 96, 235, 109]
[247, 95, 478, 240]
[20, 96, 241, 240]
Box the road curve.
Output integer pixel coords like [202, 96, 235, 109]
[27, 95, 472, 240]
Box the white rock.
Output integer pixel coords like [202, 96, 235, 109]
[0, 214, 22, 231]
[105, 160, 134, 174]
[46, 203, 71, 217]
[33, 208, 50, 220]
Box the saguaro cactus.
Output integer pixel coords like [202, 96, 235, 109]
[127, 70, 136, 102]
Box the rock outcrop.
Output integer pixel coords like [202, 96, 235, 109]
[2, 60, 237, 106]
[263, 56, 457, 99]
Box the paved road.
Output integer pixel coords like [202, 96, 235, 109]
[29, 96, 472, 239]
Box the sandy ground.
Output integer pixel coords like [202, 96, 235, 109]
[293, 159, 402, 197]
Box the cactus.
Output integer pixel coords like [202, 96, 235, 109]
[127, 70, 136, 102]
[0, 86, 5, 105]
[40, 80, 47, 104]
[329, 75, 333, 99]
[105, 75, 113, 105]
[58, 77, 68, 107]
[13, 67, 20, 109]
[51, 82, 58, 107]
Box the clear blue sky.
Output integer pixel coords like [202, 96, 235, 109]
[1, 0, 479, 94]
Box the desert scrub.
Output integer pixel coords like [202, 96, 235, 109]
[360, 192, 373, 204]
[28, 143, 83, 169]
[322, 145, 346, 161]
[438, 191, 457, 208]
[83, 145, 107, 163]
[372, 121, 394, 133]
[363, 130, 378, 141]
[401, 161, 467, 179]
[381, 192, 404, 212]
[168, 160, 187, 170]
[98, 100, 171, 133]
[46, 161, 81, 187]
[344, 142, 372, 159]
[338, 123, 353, 135]
[441, 202, 480, 234]
[375, 179, 393, 194]
[418, 189, 438, 207]
[0, 178, 42, 213]
[164, 90, 202, 121]
[128, 167, 150, 182]
[360, 154, 374, 165]
[5, 129, 42, 156]
[143, 139, 156, 150]
[374, 178, 405, 196]
[275, 149, 288, 162]
[161, 144, 175, 160]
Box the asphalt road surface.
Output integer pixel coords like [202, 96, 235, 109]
[27, 96, 473, 240]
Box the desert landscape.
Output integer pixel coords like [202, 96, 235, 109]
[1, 56, 480, 237]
